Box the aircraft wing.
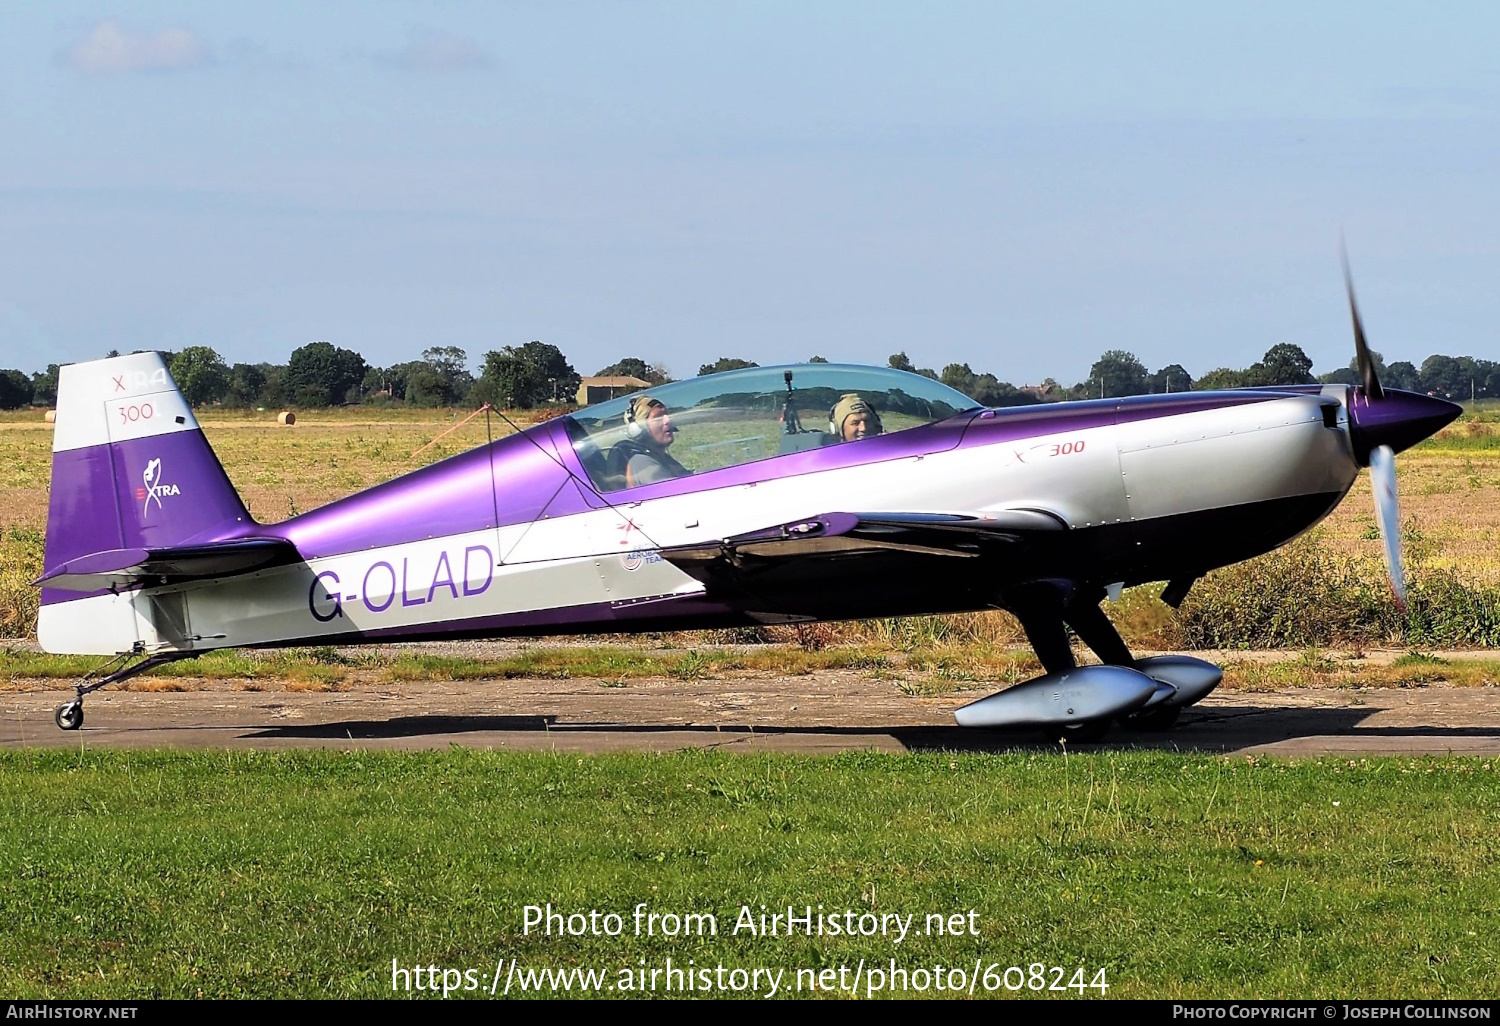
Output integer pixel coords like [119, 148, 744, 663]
[35, 538, 301, 592]
[660, 509, 1066, 574]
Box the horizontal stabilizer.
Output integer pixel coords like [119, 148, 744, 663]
[662, 508, 1067, 573]
[35, 538, 299, 592]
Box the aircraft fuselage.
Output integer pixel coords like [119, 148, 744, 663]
[40, 384, 1363, 655]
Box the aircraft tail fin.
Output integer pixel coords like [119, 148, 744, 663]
[40, 352, 256, 609]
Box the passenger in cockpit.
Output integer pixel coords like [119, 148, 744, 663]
[830, 394, 883, 441]
[611, 395, 691, 487]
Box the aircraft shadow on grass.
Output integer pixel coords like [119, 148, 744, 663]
[239, 706, 1500, 753]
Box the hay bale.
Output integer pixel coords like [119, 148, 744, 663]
[277, 411, 296, 426]
[43, 410, 56, 423]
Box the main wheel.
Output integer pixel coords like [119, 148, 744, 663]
[55, 702, 83, 731]
[1055, 718, 1110, 744]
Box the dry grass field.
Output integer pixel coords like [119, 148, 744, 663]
[0, 404, 526, 531]
[1315, 410, 1500, 583]
[1, 401, 1497, 649]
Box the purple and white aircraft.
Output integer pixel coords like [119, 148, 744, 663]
[36, 293, 1459, 738]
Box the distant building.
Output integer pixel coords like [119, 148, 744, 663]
[576, 375, 651, 406]
[1020, 383, 1057, 401]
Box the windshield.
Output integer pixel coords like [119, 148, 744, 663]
[563, 363, 980, 492]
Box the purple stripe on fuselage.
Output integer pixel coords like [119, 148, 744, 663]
[1112, 390, 1293, 418]
[959, 391, 1289, 446]
[262, 426, 594, 559]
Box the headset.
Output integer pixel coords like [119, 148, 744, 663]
[624, 396, 664, 440]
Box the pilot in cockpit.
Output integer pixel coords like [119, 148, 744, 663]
[830, 393, 883, 442]
[611, 395, 691, 487]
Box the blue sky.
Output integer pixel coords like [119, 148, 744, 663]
[1, 2, 1496, 384]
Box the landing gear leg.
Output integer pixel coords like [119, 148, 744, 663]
[1006, 585, 1115, 742]
[1062, 594, 1135, 668]
[1064, 593, 1184, 733]
[53, 649, 198, 732]
[1008, 587, 1077, 676]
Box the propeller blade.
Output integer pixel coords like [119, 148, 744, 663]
[1369, 443, 1407, 611]
[1341, 242, 1384, 400]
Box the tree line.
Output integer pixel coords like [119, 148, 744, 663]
[0, 341, 582, 412]
[887, 343, 1499, 407]
[0, 339, 1495, 412]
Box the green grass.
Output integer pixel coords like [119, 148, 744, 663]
[1416, 434, 1500, 453]
[1, 749, 1499, 998]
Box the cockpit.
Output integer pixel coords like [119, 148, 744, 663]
[563, 363, 981, 492]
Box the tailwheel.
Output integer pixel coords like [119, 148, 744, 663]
[53, 650, 197, 732]
[55, 702, 84, 731]
[1055, 718, 1111, 744]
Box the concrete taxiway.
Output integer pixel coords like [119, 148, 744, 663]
[3, 670, 1499, 756]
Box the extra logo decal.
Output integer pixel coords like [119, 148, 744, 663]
[136, 458, 181, 515]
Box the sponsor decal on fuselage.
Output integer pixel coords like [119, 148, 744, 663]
[620, 550, 663, 571]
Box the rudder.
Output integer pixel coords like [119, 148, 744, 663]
[39, 352, 255, 652]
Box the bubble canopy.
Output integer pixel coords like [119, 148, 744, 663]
[563, 363, 982, 492]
